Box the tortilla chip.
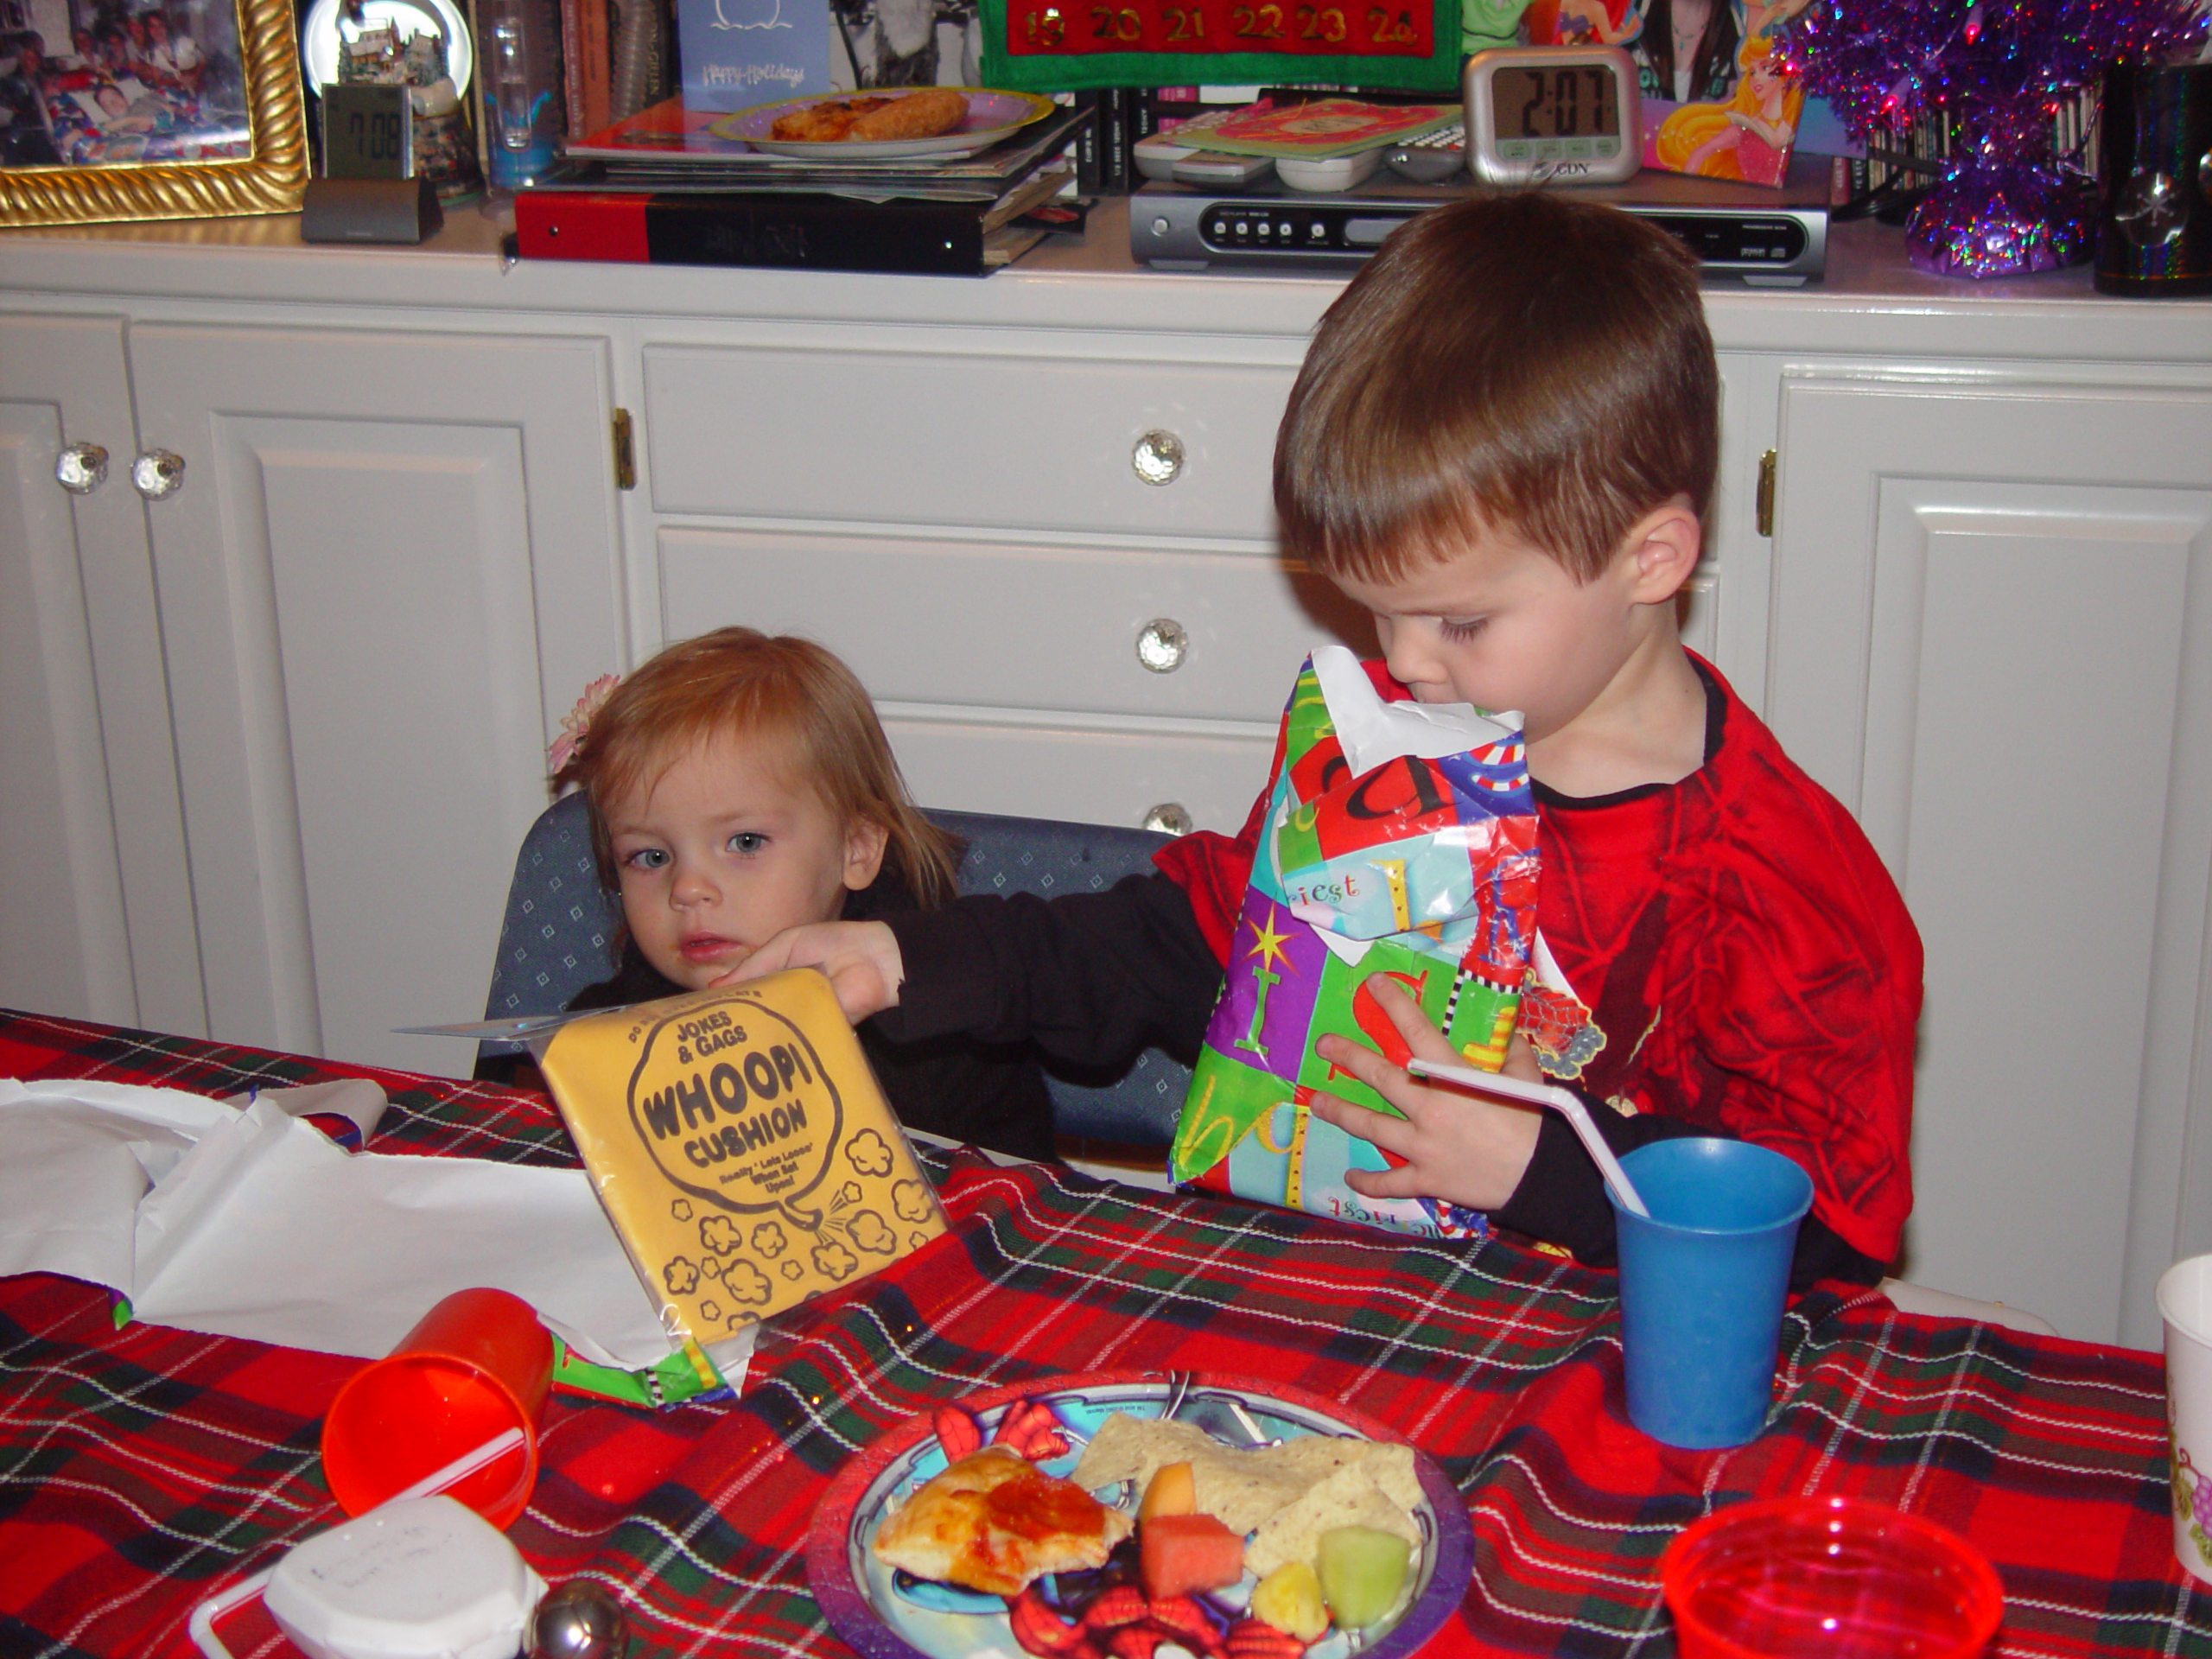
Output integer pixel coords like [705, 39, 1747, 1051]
[1071, 1412, 1423, 1551]
[1245, 1464, 1422, 1580]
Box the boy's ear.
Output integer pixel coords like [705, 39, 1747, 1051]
[843, 816, 889, 890]
[1622, 499, 1703, 604]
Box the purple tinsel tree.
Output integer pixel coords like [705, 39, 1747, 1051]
[1778, 0, 2208, 277]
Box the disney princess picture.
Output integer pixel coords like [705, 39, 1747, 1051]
[1496, 0, 1813, 185]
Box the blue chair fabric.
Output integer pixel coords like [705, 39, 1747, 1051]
[477, 798, 1192, 1147]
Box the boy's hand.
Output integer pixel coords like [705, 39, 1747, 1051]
[1307, 976, 1544, 1213]
[714, 920, 904, 1023]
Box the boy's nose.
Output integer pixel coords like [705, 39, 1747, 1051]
[1378, 622, 1446, 691]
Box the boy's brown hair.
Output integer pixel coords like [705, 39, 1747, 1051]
[1274, 191, 1719, 584]
[556, 627, 958, 906]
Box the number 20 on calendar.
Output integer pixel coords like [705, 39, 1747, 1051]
[1008, 0, 1430, 59]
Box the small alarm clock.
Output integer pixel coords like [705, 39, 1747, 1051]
[1463, 44, 1642, 186]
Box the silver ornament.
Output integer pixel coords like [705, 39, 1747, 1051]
[528, 1580, 631, 1659]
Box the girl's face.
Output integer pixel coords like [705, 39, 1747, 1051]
[606, 729, 886, 991]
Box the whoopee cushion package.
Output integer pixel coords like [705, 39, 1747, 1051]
[536, 970, 949, 1385]
[1171, 646, 1540, 1237]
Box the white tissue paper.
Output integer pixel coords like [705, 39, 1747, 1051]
[0, 1077, 676, 1371]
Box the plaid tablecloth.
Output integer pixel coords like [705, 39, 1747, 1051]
[3, 1006, 2206, 1659]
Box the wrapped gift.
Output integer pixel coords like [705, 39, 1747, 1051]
[1171, 647, 1539, 1238]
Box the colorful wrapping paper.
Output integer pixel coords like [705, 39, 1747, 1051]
[1172, 649, 1539, 1237]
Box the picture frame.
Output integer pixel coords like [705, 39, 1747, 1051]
[0, 0, 308, 228]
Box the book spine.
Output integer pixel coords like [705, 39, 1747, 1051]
[1124, 86, 1158, 187]
[559, 0, 587, 144]
[516, 191, 989, 274]
[581, 0, 613, 140]
[1100, 86, 1129, 194]
[1073, 89, 1103, 191]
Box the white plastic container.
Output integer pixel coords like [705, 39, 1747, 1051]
[264, 1496, 547, 1659]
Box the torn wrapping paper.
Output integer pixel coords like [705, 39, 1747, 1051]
[0, 1077, 725, 1391]
[1171, 646, 1541, 1237]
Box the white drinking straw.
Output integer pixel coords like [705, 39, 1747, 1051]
[1406, 1058, 1651, 1218]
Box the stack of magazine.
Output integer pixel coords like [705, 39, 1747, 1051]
[512, 92, 1087, 276]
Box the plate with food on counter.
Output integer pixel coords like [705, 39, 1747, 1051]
[806, 1370, 1474, 1659]
[710, 88, 1058, 159]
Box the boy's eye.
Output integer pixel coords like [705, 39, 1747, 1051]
[728, 831, 768, 855]
[621, 847, 670, 872]
[1440, 616, 1489, 641]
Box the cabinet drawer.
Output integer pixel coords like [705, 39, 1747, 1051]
[886, 713, 1275, 834]
[642, 341, 1292, 541]
[658, 526, 1374, 725]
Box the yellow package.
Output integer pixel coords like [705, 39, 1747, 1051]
[538, 969, 948, 1374]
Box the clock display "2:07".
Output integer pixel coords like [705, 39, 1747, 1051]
[1008, 0, 1431, 56]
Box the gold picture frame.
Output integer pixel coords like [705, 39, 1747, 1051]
[0, 0, 308, 227]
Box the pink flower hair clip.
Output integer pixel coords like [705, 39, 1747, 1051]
[548, 674, 621, 776]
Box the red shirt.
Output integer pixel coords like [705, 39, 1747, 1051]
[1156, 654, 1920, 1265]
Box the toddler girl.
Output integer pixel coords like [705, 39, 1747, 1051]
[556, 626, 1054, 1160]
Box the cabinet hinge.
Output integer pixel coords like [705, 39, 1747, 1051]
[1756, 448, 1777, 537]
[611, 408, 636, 492]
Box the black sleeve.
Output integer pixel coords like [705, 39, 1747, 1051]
[1491, 1100, 1888, 1294]
[874, 871, 1221, 1073]
[564, 943, 679, 1012]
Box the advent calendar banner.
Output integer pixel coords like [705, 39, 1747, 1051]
[978, 0, 1459, 92]
[1171, 647, 1539, 1239]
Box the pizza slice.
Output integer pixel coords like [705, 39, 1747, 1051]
[872, 1446, 1133, 1596]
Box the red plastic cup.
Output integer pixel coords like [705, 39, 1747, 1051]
[1662, 1495, 2004, 1659]
[320, 1287, 553, 1529]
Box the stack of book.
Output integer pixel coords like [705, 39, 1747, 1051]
[513, 93, 1086, 274]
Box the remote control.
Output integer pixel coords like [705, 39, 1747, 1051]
[1384, 122, 1467, 183]
[1172, 149, 1276, 188]
[1275, 148, 1384, 192]
[1134, 106, 1249, 182]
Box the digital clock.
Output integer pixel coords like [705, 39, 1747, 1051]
[1463, 43, 1641, 186]
[319, 81, 414, 181]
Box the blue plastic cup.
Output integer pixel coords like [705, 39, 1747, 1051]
[1607, 1138, 1814, 1450]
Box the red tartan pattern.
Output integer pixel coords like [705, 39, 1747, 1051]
[3, 1007, 2205, 1659]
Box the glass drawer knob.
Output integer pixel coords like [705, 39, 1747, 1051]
[56, 442, 109, 494]
[1132, 429, 1185, 486]
[131, 448, 185, 499]
[1135, 618, 1189, 673]
[1142, 802, 1195, 836]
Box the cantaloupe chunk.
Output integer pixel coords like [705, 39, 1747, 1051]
[1139, 1460, 1196, 1521]
[1139, 1511, 1245, 1601]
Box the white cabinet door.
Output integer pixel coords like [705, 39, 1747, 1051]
[0, 315, 201, 1033]
[125, 324, 624, 1077]
[1769, 373, 2212, 1348]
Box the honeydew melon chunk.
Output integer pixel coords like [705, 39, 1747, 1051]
[1316, 1525, 1411, 1630]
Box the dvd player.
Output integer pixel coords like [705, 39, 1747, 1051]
[1129, 161, 1829, 284]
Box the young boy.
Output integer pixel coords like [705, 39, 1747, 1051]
[733, 192, 1921, 1289]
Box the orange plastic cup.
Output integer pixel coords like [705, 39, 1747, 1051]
[320, 1287, 553, 1529]
[1662, 1495, 2003, 1659]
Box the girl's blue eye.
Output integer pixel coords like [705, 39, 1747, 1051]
[728, 832, 768, 855]
[623, 847, 669, 871]
[1440, 617, 1489, 642]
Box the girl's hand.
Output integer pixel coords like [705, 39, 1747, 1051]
[715, 920, 904, 1022]
[1306, 976, 1544, 1213]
